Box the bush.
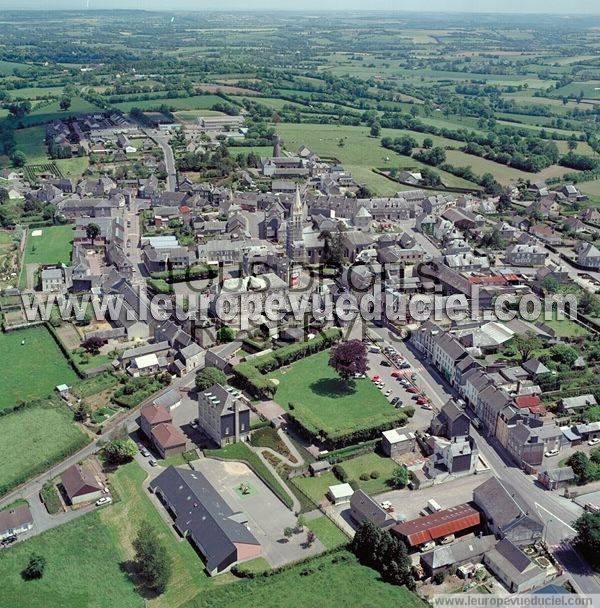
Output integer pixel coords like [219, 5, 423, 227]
[195, 366, 227, 391]
[332, 464, 348, 483]
[370, 470, 380, 479]
[432, 571, 445, 585]
[403, 406, 415, 418]
[359, 473, 369, 481]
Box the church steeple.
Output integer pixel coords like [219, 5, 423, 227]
[293, 184, 303, 215]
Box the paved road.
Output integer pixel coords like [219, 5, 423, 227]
[149, 131, 177, 192]
[369, 324, 600, 594]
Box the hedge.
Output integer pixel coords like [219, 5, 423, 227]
[150, 264, 217, 283]
[321, 439, 380, 464]
[233, 327, 342, 399]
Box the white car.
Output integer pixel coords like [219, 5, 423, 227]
[149, 458, 158, 467]
[545, 449, 560, 458]
[589, 438, 600, 446]
[385, 389, 392, 396]
[95, 496, 112, 507]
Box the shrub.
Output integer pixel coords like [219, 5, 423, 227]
[332, 464, 348, 483]
[370, 470, 380, 479]
[359, 473, 369, 481]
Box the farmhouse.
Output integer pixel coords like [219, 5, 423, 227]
[149, 466, 261, 575]
[0, 504, 34, 540]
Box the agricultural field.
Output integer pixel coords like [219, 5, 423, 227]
[113, 94, 224, 113]
[0, 326, 78, 410]
[268, 350, 401, 441]
[14, 126, 49, 164]
[0, 399, 89, 496]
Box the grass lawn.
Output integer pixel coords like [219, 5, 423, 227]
[22, 224, 74, 266]
[0, 511, 143, 608]
[100, 461, 224, 608]
[268, 350, 401, 441]
[306, 516, 348, 550]
[293, 452, 397, 503]
[54, 156, 90, 177]
[183, 551, 425, 608]
[544, 313, 589, 338]
[0, 326, 78, 410]
[0, 400, 89, 496]
[113, 94, 223, 113]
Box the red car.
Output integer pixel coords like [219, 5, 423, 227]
[416, 397, 428, 405]
[391, 371, 401, 378]
[371, 375, 380, 382]
[407, 386, 418, 394]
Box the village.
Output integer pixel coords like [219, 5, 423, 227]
[0, 98, 599, 605]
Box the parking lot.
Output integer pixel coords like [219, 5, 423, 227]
[365, 347, 435, 433]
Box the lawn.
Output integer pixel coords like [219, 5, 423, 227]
[182, 551, 424, 608]
[0, 399, 89, 496]
[22, 224, 74, 266]
[0, 326, 78, 410]
[100, 461, 222, 608]
[543, 311, 589, 338]
[293, 452, 397, 503]
[0, 511, 143, 608]
[306, 516, 348, 550]
[268, 350, 401, 441]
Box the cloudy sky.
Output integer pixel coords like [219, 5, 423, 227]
[1, 1, 599, 13]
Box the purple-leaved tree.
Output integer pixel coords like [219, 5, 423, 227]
[328, 339, 367, 389]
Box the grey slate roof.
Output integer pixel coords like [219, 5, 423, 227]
[421, 534, 496, 570]
[149, 466, 259, 572]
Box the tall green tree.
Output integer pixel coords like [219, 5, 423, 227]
[133, 521, 172, 594]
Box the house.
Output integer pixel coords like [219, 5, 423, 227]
[309, 461, 332, 477]
[505, 244, 547, 267]
[425, 435, 479, 477]
[472, 477, 543, 545]
[129, 353, 161, 376]
[484, 538, 546, 593]
[420, 534, 496, 577]
[151, 423, 188, 458]
[0, 504, 34, 540]
[477, 385, 511, 436]
[530, 223, 562, 246]
[149, 466, 260, 575]
[177, 342, 205, 372]
[521, 359, 550, 377]
[197, 384, 251, 447]
[430, 400, 470, 440]
[381, 429, 416, 457]
[559, 394, 597, 414]
[432, 333, 467, 383]
[538, 466, 575, 490]
[350, 489, 392, 527]
[140, 403, 172, 438]
[60, 463, 104, 505]
[327, 483, 354, 505]
[505, 422, 545, 471]
[41, 267, 71, 293]
[391, 503, 480, 548]
[575, 241, 600, 270]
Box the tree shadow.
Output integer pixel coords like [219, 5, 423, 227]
[310, 378, 356, 399]
[119, 560, 160, 600]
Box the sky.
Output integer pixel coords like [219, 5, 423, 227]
[1, 1, 599, 14]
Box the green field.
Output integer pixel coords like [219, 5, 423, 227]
[20, 97, 101, 126]
[276, 122, 478, 194]
[183, 551, 424, 608]
[0, 511, 142, 608]
[113, 94, 224, 112]
[268, 350, 400, 440]
[14, 126, 49, 164]
[0, 400, 89, 495]
[0, 326, 78, 410]
[22, 224, 74, 266]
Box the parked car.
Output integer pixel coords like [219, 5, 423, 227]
[419, 541, 436, 552]
[416, 397, 427, 405]
[391, 371, 401, 378]
[545, 449, 560, 458]
[391, 397, 401, 406]
[407, 386, 418, 394]
[385, 389, 392, 396]
[1, 534, 18, 546]
[371, 375, 380, 382]
[140, 448, 150, 457]
[380, 360, 391, 367]
[95, 496, 112, 507]
[588, 438, 600, 446]
[149, 458, 158, 467]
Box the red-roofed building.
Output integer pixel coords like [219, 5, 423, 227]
[151, 423, 188, 458]
[391, 503, 480, 547]
[140, 403, 172, 440]
[514, 395, 545, 416]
